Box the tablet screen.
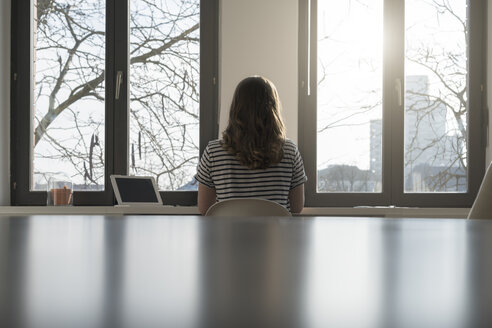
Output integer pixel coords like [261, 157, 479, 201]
[114, 177, 159, 203]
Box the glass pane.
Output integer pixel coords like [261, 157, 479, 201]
[317, 1, 383, 192]
[130, 0, 200, 191]
[32, 0, 106, 191]
[404, 0, 467, 192]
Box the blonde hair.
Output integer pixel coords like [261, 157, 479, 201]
[222, 76, 286, 169]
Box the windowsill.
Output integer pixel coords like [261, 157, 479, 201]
[0, 206, 470, 218]
[300, 207, 469, 218]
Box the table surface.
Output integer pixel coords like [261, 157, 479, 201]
[1, 215, 491, 328]
[0, 205, 471, 218]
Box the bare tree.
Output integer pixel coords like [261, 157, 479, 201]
[316, 0, 468, 192]
[403, 0, 467, 191]
[318, 165, 374, 192]
[32, 0, 200, 190]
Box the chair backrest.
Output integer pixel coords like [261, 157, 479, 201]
[468, 162, 492, 219]
[205, 198, 292, 217]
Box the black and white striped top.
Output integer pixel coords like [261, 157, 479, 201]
[195, 139, 307, 211]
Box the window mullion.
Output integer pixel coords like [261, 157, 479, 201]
[385, 0, 405, 206]
[112, 0, 129, 181]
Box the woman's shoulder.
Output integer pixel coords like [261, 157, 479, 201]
[205, 139, 226, 154]
[207, 139, 222, 147]
[280, 139, 300, 163]
[284, 138, 297, 147]
[283, 138, 299, 152]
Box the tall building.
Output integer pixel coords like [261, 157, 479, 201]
[369, 119, 382, 189]
[404, 75, 447, 168]
[369, 75, 466, 192]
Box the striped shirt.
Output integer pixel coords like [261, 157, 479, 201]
[195, 139, 307, 211]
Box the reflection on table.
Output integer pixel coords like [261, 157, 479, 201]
[1, 215, 491, 328]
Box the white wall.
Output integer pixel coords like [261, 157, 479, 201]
[219, 0, 298, 142]
[0, 0, 10, 205]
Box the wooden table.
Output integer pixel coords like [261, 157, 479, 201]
[1, 215, 491, 328]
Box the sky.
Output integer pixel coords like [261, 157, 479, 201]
[30, 0, 467, 191]
[316, 0, 466, 175]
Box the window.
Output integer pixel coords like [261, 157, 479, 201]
[11, 0, 218, 205]
[299, 0, 486, 207]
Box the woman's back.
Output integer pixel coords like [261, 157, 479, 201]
[196, 139, 306, 211]
[196, 76, 306, 215]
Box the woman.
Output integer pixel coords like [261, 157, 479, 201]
[196, 76, 307, 215]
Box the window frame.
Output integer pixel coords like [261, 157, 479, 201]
[298, 0, 486, 207]
[10, 0, 218, 206]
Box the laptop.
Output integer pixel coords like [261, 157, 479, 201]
[110, 175, 163, 206]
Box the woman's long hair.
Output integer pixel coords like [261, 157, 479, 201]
[222, 76, 286, 169]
